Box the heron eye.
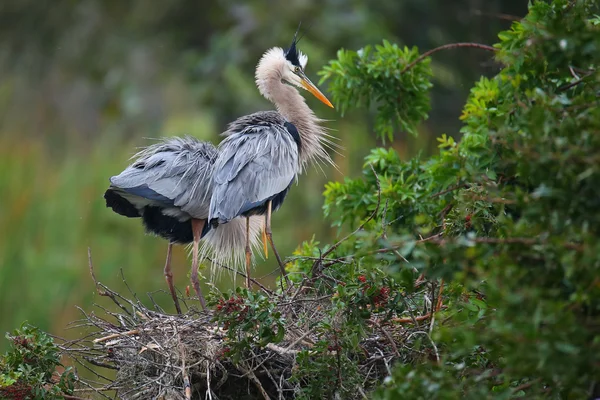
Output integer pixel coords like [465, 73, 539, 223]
[294, 66, 300, 73]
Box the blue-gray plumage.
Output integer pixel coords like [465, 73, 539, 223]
[105, 136, 263, 312]
[106, 137, 216, 239]
[206, 32, 336, 288]
[209, 112, 299, 226]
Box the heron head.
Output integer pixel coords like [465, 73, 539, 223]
[280, 34, 334, 108]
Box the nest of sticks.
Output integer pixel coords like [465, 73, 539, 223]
[59, 266, 443, 400]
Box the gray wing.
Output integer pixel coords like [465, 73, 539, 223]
[108, 136, 217, 219]
[209, 120, 299, 224]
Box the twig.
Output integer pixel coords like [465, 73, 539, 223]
[372, 321, 400, 357]
[146, 291, 166, 314]
[81, 356, 119, 370]
[177, 333, 192, 400]
[377, 349, 392, 376]
[88, 247, 99, 290]
[206, 360, 213, 400]
[119, 268, 145, 310]
[284, 326, 318, 352]
[335, 334, 343, 391]
[93, 329, 140, 343]
[407, 331, 440, 363]
[266, 343, 299, 356]
[569, 66, 580, 80]
[436, 280, 445, 313]
[371, 234, 584, 255]
[471, 9, 521, 21]
[512, 378, 541, 393]
[88, 250, 136, 318]
[381, 199, 389, 236]
[398, 293, 420, 325]
[357, 386, 369, 400]
[558, 69, 595, 91]
[381, 201, 412, 266]
[240, 362, 271, 400]
[391, 313, 431, 324]
[430, 184, 467, 198]
[402, 42, 497, 74]
[449, 236, 583, 251]
[63, 395, 89, 400]
[259, 363, 281, 399]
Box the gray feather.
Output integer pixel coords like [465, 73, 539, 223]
[109, 136, 217, 219]
[107, 136, 267, 281]
[209, 112, 299, 223]
[200, 215, 264, 281]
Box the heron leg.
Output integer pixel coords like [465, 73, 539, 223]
[190, 219, 207, 310]
[262, 220, 269, 259]
[163, 242, 182, 314]
[245, 216, 252, 289]
[266, 200, 291, 286]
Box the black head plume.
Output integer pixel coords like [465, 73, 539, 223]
[284, 22, 305, 67]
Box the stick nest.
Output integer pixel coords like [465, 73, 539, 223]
[60, 271, 441, 400]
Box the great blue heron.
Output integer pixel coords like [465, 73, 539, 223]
[104, 137, 264, 312]
[208, 33, 335, 287]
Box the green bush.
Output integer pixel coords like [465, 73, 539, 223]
[0, 324, 75, 399]
[316, 0, 600, 397]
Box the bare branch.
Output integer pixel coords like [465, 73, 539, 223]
[402, 42, 497, 74]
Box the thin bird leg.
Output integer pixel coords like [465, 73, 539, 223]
[245, 217, 252, 289]
[266, 200, 291, 286]
[262, 219, 269, 259]
[190, 219, 207, 310]
[163, 242, 182, 314]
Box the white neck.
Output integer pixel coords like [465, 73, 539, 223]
[255, 48, 332, 170]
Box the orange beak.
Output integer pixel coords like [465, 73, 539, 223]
[300, 73, 334, 108]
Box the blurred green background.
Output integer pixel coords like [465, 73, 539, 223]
[0, 0, 526, 350]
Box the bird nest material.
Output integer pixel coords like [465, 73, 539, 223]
[60, 267, 444, 400]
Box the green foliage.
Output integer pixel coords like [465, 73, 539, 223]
[0, 324, 75, 399]
[211, 289, 285, 363]
[288, 264, 420, 399]
[286, 236, 323, 282]
[320, 41, 433, 139]
[317, 0, 600, 398]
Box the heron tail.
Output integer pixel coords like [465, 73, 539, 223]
[198, 216, 264, 283]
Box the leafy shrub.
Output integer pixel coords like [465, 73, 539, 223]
[0, 324, 75, 400]
[212, 289, 285, 362]
[314, 0, 600, 398]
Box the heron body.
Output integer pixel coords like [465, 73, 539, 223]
[105, 137, 263, 311]
[209, 111, 300, 226]
[208, 34, 335, 287]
